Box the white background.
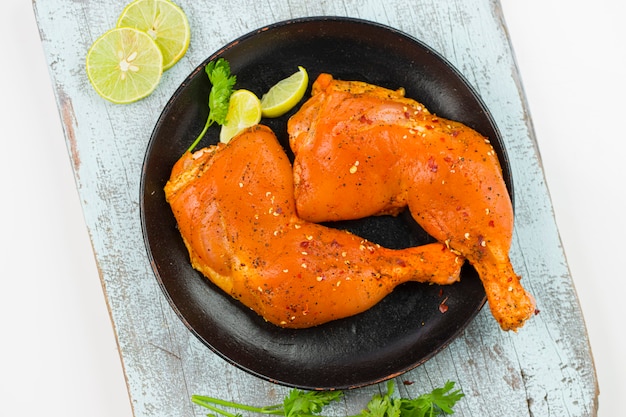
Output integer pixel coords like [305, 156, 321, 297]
[1, 0, 624, 416]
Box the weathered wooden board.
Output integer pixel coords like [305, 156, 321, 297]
[32, 0, 598, 416]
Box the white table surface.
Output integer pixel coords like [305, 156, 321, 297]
[1, 0, 623, 416]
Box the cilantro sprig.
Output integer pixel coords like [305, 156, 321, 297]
[192, 389, 342, 417]
[191, 380, 463, 417]
[368, 381, 464, 417]
[187, 58, 237, 153]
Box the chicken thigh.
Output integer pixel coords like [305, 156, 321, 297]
[288, 74, 535, 331]
[164, 125, 462, 328]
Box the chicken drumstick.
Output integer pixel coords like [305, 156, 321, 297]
[165, 125, 462, 328]
[288, 74, 535, 331]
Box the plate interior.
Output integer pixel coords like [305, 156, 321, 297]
[141, 17, 510, 390]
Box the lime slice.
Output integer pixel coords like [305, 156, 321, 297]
[116, 0, 190, 71]
[219, 90, 262, 143]
[260, 66, 308, 118]
[86, 27, 163, 104]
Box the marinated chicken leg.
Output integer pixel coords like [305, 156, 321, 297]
[165, 125, 462, 328]
[288, 74, 535, 331]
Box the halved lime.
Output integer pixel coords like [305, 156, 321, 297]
[260, 66, 308, 118]
[116, 0, 190, 71]
[219, 90, 262, 143]
[86, 27, 163, 104]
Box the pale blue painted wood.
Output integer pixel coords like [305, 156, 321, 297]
[32, 0, 598, 416]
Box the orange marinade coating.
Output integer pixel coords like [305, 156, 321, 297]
[165, 125, 462, 328]
[288, 74, 535, 331]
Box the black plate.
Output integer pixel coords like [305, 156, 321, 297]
[140, 17, 511, 390]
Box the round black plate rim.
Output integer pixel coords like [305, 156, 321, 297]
[140, 16, 509, 390]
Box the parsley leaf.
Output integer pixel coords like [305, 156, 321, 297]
[191, 389, 342, 417]
[396, 381, 464, 417]
[205, 59, 237, 126]
[191, 381, 462, 417]
[360, 381, 401, 417]
[283, 390, 343, 417]
[187, 58, 237, 153]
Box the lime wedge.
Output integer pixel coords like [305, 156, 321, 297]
[260, 66, 308, 118]
[86, 27, 163, 104]
[219, 90, 262, 143]
[116, 0, 190, 71]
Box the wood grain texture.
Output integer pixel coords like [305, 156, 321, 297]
[32, 0, 598, 416]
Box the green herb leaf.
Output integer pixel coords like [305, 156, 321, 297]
[187, 58, 237, 153]
[397, 381, 464, 417]
[283, 390, 343, 417]
[205, 59, 237, 126]
[191, 381, 462, 417]
[360, 381, 401, 417]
